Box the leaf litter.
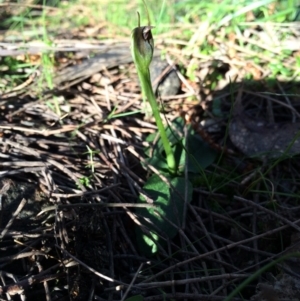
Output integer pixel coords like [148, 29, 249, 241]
[0, 3, 300, 301]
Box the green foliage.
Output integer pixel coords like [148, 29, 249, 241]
[137, 117, 217, 257]
[1, 57, 30, 71]
[145, 117, 217, 174]
[131, 4, 218, 254]
[131, 8, 176, 174]
[269, 61, 295, 78]
[135, 174, 192, 255]
[77, 176, 91, 188]
[211, 98, 224, 117]
[0, 57, 34, 92]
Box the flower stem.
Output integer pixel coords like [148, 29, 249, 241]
[131, 15, 176, 174]
[137, 67, 177, 174]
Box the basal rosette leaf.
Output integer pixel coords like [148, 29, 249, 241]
[135, 174, 193, 255]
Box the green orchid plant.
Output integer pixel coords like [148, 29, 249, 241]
[131, 2, 216, 256]
[131, 9, 176, 175]
[131, 3, 190, 256]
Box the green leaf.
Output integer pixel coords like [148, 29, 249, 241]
[211, 98, 224, 117]
[135, 174, 193, 255]
[145, 117, 183, 156]
[145, 117, 217, 174]
[185, 132, 217, 173]
[125, 295, 144, 301]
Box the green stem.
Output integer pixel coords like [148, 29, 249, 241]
[131, 13, 176, 174]
[137, 67, 176, 174]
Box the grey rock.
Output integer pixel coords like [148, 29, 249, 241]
[150, 57, 181, 97]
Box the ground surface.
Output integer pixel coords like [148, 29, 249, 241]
[0, 1, 300, 301]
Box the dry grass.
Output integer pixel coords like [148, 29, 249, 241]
[0, 1, 300, 300]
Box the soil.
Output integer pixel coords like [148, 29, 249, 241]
[0, 11, 300, 301]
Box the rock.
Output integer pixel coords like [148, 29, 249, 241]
[150, 57, 181, 97]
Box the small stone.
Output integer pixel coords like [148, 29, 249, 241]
[150, 57, 181, 97]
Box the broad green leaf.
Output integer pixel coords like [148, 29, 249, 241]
[211, 97, 224, 117]
[145, 117, 184, 156]
[145, 117, 217, 174]
[185, 132, 218, 173]
[143, 231, 159, 254]
[135, 174, 193, 255]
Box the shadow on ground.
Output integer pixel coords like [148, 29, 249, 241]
[0, 36, 300, 301]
